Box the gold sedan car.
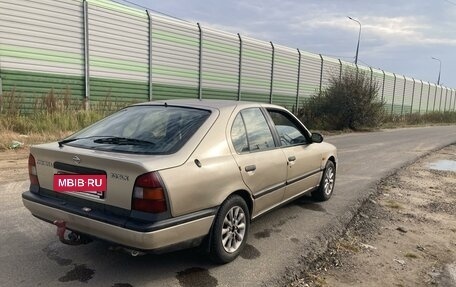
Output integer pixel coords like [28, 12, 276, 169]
[22, 100, 337, 263]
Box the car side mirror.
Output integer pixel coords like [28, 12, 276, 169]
[311, 132, 323, 143]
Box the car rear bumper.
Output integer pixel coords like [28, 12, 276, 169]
[22, 191, 215, 251]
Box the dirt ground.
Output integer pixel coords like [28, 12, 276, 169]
[290, 144, 456, 287]
[0, 148, 29, 184]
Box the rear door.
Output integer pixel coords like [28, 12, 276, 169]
[266, 109, 323, 201]
[229, 108, 288, 216]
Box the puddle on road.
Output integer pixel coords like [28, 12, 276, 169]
[253, 228, 281, 239]
[58, 264, 95, 283]
[112, 283, 133, 287]
[240, 244, 261, 260]
[176, 267, 218, 287]
[429, 160, 456, 172]
[43, 243, 72, 266]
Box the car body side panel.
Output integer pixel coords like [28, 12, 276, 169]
[231, 150, 287, 215]
[159, 154, 244, 217]
[282, 143, 323, 200]
[158, 104, 249, 217]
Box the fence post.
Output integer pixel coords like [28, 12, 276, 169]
[295, 48, 302, 112]
[448, 89, 452, 111]
[400, 76, 406, 116]
[319, 54, 323, 94]
[269, 42, 275, 104]
[146, 10, 153, 101]
[410, 78, 416, 114]
[391, 73, 397, 116]
[453, 89, 456, 111]
[452, 89, 455, 111]
[338, 59, 342, 81]
[451, 89, 454, 111]
[418, 80, 423, 114]
[432, 85, 438, 112]
[237, 33, 242, 101]
[439, 87, 444, 112]
[443, 88, 448, 112]
[197, 23, 203, 99]
[381, 70, 386, 103]
[83, 0, 90, 110]
[425, 83, 431, 113]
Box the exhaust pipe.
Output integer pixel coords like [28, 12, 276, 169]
[124, 248, 146, 257]
[109, 246, 146, 257]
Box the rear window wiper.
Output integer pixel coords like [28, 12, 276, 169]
[93, 137, 156, 146]
[58, 136, 112, 147]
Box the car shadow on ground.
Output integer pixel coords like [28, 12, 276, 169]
[39, 196, 327, 286]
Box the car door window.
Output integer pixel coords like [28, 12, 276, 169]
[230, 108, 276, 153]
[240, 108, 275, 151]
[268, 110, 308, 146]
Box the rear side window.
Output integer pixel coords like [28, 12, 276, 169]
[230, 108, 275, 153]
[231, 114, 249, 153]
[66, 106, 211, 154]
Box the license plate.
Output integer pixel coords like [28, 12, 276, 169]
[53, 174, 107, 198]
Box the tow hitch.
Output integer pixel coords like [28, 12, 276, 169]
[53, 220, 92, 245]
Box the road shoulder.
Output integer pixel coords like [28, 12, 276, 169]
[289, 144, 456, 287]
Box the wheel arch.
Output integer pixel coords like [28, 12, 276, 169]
[228, 189, 254, 220]
[327, 155, 336, 169]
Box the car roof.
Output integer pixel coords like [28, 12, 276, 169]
[132, 99, 286, 111]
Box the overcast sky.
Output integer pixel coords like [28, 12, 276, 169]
[119, 0, 456, 87]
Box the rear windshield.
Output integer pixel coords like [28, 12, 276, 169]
[65, 105, 211, 155]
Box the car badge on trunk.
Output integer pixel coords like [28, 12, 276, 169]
[72, 156, 81, 164]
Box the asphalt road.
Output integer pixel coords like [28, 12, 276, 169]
[1, 126, 456, 287]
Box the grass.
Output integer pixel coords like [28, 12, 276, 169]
[335, 237, 360, 253]
[404, 252, 419, 259]
[382, 111, 456, 128]
[385, 200, 404, 209]
[0, 89, 127, 151]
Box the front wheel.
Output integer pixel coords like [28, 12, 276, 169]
[312, 161, 336, 201]
[209, 195, 250, 264]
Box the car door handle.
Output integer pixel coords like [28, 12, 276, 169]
[288, 156, 296, 162]
[245, 165, 256, 172]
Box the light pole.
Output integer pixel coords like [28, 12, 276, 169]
[431, 57, 441, 85]
[347, 16, 361, 65]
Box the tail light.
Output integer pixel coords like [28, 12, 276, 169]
[132, 172, 167, 213]
[28, 154, 39, 186]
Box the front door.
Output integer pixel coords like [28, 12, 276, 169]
[266, 109, 323, 200]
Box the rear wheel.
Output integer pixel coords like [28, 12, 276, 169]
[209, 195, 250, 264]
[312, 161, 336, 201]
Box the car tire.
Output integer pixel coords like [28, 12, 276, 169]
[312, 160, 336, 202]
[209, 195, 250, 264]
